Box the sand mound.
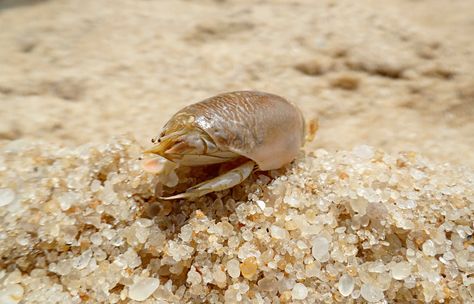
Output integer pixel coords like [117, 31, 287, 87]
[0, 138, 472, 303]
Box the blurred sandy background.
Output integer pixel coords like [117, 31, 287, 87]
[0, 0, 473, 167]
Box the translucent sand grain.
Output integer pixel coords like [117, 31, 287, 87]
[0, 139, 472, 303]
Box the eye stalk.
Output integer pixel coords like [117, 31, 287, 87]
[150, 137, 162, 144]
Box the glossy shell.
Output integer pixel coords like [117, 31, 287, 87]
[162, 91, 305, 170]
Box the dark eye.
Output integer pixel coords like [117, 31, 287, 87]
[151, 138, 156, 143]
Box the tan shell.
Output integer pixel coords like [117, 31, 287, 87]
[165, 91, 305, 170]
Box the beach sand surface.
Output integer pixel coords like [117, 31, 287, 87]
[0, 0, 473, 303]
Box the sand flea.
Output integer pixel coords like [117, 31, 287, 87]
[144, 91, 310, 199]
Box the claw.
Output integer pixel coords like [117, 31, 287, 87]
[160, 161, 255, 200]
[142, 156, 177, 174]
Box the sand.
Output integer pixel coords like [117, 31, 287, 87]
[1, 0, 473, 167]
[0, 0, 473, 303]
[0, 140, 473, 303]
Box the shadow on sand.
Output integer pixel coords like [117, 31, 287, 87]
[0, 0, 49, 11]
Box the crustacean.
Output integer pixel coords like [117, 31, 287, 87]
[143, 91, 316, 199]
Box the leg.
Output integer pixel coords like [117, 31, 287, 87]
[305, 118, 318, 143]
[160, 161, 255, 200]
